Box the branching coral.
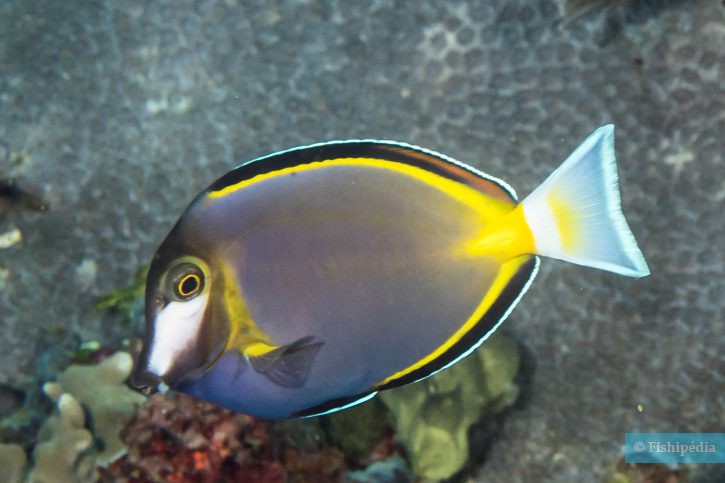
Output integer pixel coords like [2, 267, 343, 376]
[26, 393, 95, 483]
[44, 351, 146, 465]
[1, 340, 407, 482]
[0, 351, 146, 482]
[0, 442, 26, 483]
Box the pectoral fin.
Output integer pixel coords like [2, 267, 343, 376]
[248, 336, 324, 388]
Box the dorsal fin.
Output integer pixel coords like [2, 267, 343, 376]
[207, 140, 518, 204]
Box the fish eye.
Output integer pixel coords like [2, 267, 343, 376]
[168, 263, 205, 300]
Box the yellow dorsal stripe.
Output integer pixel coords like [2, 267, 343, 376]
[375, 255, 530, 387]
[208, 157, 513, 217]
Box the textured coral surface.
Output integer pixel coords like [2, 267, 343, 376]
[0, 1, 722, 481]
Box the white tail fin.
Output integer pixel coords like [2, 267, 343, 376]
[521, 125, 650, 277]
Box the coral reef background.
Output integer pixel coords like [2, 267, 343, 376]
[0, 0, 722, 481]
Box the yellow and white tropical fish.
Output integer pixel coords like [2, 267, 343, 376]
[132, 124, 649, 419]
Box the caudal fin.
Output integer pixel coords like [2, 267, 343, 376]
[521, 125, 650, 277]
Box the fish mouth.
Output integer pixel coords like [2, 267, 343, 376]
[129, 367, 163, 396]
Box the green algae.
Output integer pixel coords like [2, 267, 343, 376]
[323, 396, 392, 465]
[379, 333, 520, 480]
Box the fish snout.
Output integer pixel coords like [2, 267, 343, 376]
[129, 367, 163, 396]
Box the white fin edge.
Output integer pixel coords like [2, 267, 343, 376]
[300, 391, 379, 418]
[521, 125, 650, 277]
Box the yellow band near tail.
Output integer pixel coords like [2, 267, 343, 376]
[466, 205, 536, 261]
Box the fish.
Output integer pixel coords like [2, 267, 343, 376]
[131, 125, 649, 419]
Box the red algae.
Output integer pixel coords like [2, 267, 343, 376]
[101, 392, 381, 482]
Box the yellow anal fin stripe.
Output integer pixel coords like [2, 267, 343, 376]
[375, 255, 530, 387]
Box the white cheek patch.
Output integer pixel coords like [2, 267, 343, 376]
[147, 293, 209, 377]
